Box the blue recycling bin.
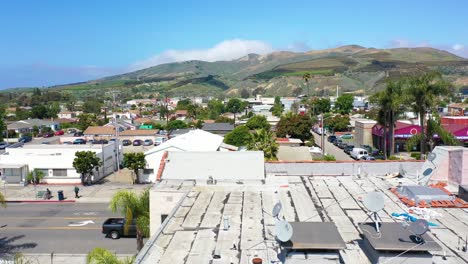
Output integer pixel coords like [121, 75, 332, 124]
[58, 190, 64, 201]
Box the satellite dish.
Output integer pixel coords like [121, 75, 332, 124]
[409, 219, 429, 236]
[427, 152, 437, 162]
[363, 192, 385, 213]
[422, 168, 433, 177]
[272, 202, 282, 218]
[275, 220, 293, 242]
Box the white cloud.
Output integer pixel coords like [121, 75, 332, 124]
[130, 39, 274, 70]
[452, 43, 465, 51]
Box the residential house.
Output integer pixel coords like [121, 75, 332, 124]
[119, 129, 159, 142]
[448, 103, 468, 116]
[83, 126, 116, 140]
[201, 122, 234, 136]
[57, 111, 78, 119]
[7, 119, 60, 135]
[174, 110, 188, 120]
[142, 129, 236, 183]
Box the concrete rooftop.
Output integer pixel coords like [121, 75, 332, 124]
[137, 174, 468, 264]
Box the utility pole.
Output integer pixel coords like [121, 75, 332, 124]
[321, 114, 325, 156]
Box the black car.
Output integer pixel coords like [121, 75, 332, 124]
[0, 142, 9, 149]
[327, 135, 337, 143]
[73, 138, 86, 144]
[19, 135, 32, 143]
[122, 139, 132, 146]
[102, 218, 136, 239]
[73, 132, 83, 137]
[344, 145, 355, 154]
[133, 139, 143, 146]
[334, 139, 342, 146]
[338, 141, 347, 149]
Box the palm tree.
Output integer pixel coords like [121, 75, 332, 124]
[302, 73, 311, 97]
[109, 189, 150, 252]
[87, 247, 135, 264]
[406, 117, 460, 153]
[405, 72, 450, 158]
[247, 129, 279, 161]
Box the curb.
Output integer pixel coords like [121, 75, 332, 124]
[6, 200, 76, 203]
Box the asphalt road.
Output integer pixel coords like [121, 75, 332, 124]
[0, 203, 139, 255]
[312, 132, 354, 161]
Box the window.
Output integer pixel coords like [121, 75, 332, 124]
[4, 168, 21, 176]
[143, 169, 154, 175]
[53, 169, 67, 177]
[161, 214, 168, 224]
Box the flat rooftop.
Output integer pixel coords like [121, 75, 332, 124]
[138, 174, 468, 264]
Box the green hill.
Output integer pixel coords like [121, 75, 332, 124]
[8, 45, 468, 98]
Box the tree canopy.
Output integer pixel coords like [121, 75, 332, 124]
[166, 120, 188, 130]
[72, 151, 102, 185]
[247, 129, 279, 161]
[109, 189, 150, 251]
[246, 115, 270, 130]
[271, 96, 284, 117]
[334, 94, 354, 114]
[123, 153, 146, 184]
[276, 114, 313, 141]
[224, 125, 251, 147]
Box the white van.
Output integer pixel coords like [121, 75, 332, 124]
[351, 148, 368, 160]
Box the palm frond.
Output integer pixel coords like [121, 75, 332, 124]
[86, 247, 120, 264]
[0, 192, 6, 208]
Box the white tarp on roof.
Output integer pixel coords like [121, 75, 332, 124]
[161, 151, 265, 181]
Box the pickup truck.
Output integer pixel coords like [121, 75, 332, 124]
[102, 218, 137, 239]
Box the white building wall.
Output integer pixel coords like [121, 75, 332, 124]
[0, 143, 122, 184]
[143, 146, 181, 183]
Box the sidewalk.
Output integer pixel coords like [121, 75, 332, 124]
[2, 181, 151, 203]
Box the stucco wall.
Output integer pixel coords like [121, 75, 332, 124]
[149, 190, 186, 236]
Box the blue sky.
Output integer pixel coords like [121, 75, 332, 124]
[1, 0, 467, 89]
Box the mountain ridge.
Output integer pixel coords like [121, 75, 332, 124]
[5, 45, 468, 97]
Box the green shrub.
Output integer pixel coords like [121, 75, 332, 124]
[410, 152, 421, 160]
[26, 170, 45, 184]
[388, 155, 399, 160]
[313, 154, 336, 161]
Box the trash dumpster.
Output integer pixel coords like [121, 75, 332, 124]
[58, 190, 64, 201]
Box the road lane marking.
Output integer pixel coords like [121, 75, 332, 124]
[68, 220, 95, 226]
[0, 226, 101, 230]
[0, 217, 106, 220]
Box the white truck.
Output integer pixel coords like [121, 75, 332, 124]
[351, 147, 369, 160]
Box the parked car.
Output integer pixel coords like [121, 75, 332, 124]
[73, 138, 86, 144]
[94, 139, 109, 144]
[351, 148, 369, 160]
[73, 132, 83, 137]
[122, 139, 132, 146]
[19, 135, 32, 143]
[340, 133, 354, 139]
[0, 142, 9, 149]
[361, 156, 376, 161]
[344, 145, 355, 154]
[360, 145, 372, 153]
[54, 130, 64, 136]
[132, 139, 143, 146]
[143, 139, 154, 146]
[338, 141, 347, 149]
[62, 141, 73, 145]
[327, 135, 337, 143]
[333, 139, 342, 146]
[102, 218, 136, 239]
[67, 128, 77, 134]
[43, 132, 54, 138]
